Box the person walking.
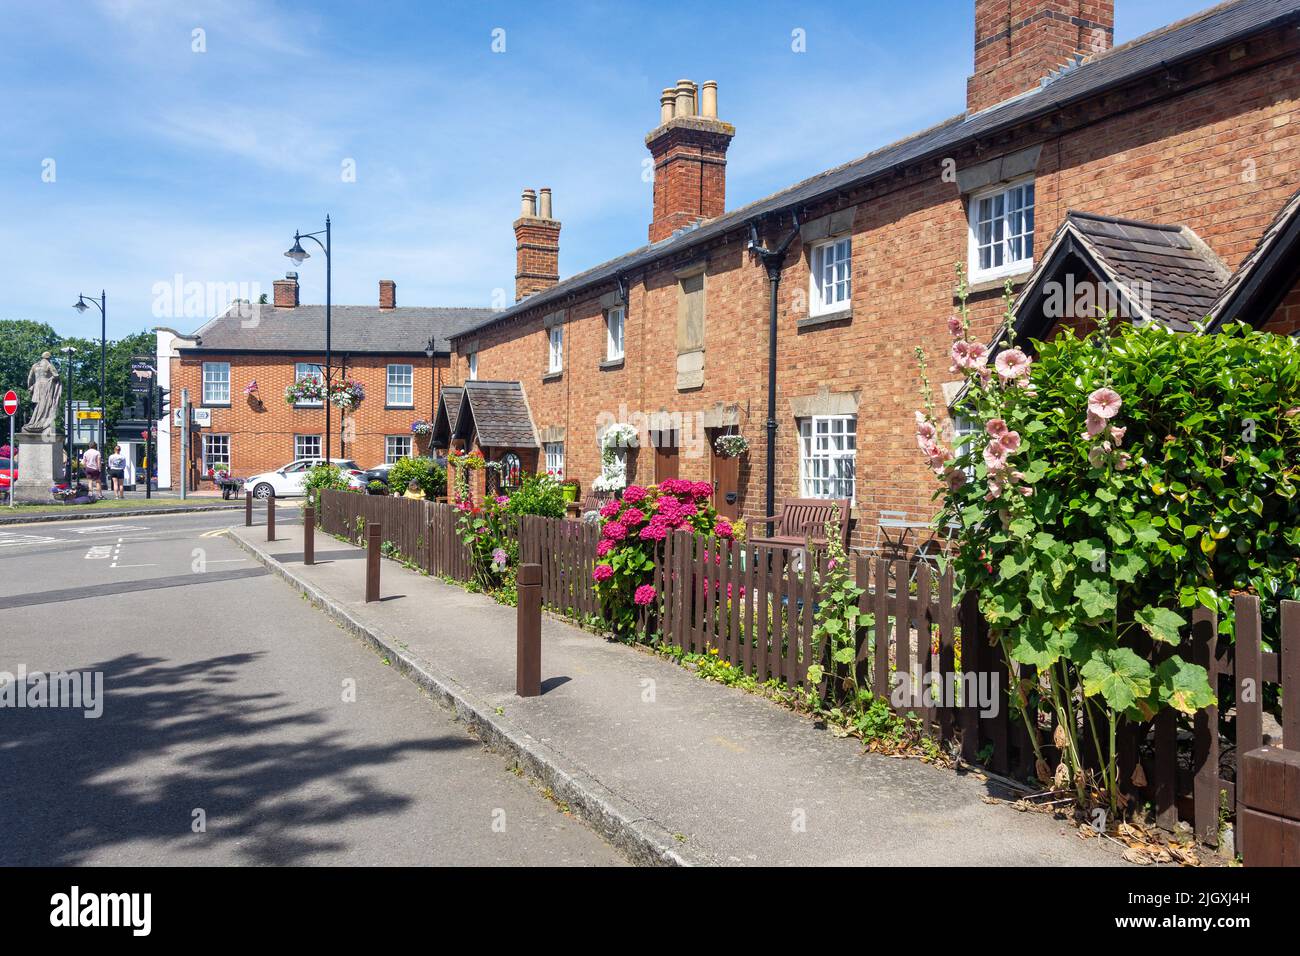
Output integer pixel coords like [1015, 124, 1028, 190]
[107, 444, 127, 499]
[81, 442, 102, 495]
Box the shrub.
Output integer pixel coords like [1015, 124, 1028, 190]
[388, 456, 446, 499]
[915, 265, 1300, 816]
[503, 473, 566, 518]
[304, 463, 352, 505]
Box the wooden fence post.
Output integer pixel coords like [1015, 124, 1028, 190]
[266, 492, 275, 542]
[1238, 745, 1300, 866]
[303, 500, 315, 565]
[365, 522, 382, 602]
[245, 490, 253, 526]
[517, 562, 542, 697]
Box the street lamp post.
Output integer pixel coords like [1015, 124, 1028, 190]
[285, 217, 332, 462]
[59, 346, 76, 485]
[72, 291, 106, 453]
[425, 336, 437, 420]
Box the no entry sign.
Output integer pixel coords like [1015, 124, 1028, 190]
[2, 390, 16, 416]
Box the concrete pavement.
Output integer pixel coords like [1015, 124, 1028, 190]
[0, 510, 625, 866]
[231, 520, 1123, 867]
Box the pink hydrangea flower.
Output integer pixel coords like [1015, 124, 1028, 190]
[622, 485, 647, 504]
[1088, 387, 1122, 420]
[596, 538, 614, 557]
[622, 507, 645, 526]
[592, 564, 614, 582]
[602, 521, 627, 541]
[715, 519, 733, 539]
[634, 584, 657, 606]
[995, 348, 1031, 380]
[639, 521, 668, 542]
[599, 500, 621, 518]
[692, 481, 713, 500]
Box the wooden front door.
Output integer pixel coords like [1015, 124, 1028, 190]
[653, 430, 678, 483]
[709, 430, 740, 519]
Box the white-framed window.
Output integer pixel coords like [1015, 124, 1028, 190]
[467, 353, 478, 380]
[202, 362, 230, 405]
[294, 362, 323, 406]
[605, 306, 625, 361]
[968, 178, 1035, 282]
[547, 326, 564, 373]
[294, 434, 322, 460]
[202, 434, 230, 471]
[385, 435, 412, 464]
[386, 364, 413, 407]
[951, 412, 979, 479]
[810, 236, 852, 316]
[544, 441, 564, 477]
[798, 415, 857, 501]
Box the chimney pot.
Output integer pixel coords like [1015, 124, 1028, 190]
[520, 187, 537, 218]
[659, 87, 675, 124]
[538, 187, 553, 220]
[700, 80, 718, 118]
[379, 279, 396, 310]
[674, 79, 696, 117]
[515, 189, 560, 301]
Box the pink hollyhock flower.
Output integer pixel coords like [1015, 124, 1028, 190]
[945, 468, 966, 490]
[995, 348, 1031, 380]
[634, 584, 657, 606]
[1085, 411, 1106, 437]
[602, 521, 627, 541]
[966, 342, 989, 368]
[998, 430, 1021, 453]
[951, 340, 972, 368]
[596, 538, 614, 557]
[985, 418, 1008, 439]
[622, 507, 645, 526]
[983, 443, 1009, 472]
[1110, 426, 1126, 447]
[592, 564, 614, 582]
[947, 315, 964, 337]
[715, 519, 733, 539]
[495, 495, 508, 505]
[623, 485, 647, 503]
[1019, 485, 1034, 497]
[1116, 452, 1132, 471]
[599, 499, 621, 518]
[1088, 445, 1108, 468]
[1088, 387, 1122, 420]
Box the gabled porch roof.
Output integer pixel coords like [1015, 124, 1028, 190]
[450, 381, 538, 450]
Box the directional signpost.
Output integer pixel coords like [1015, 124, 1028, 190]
[3, 389, 17, 508]
[132, 358, 157, 499]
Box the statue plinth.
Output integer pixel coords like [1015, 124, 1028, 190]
[12, 433, 64, 504]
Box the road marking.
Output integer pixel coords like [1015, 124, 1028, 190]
[0, 532, 60, 547]
[72, 524, 149, 535]
[114, 563, 157, 568]
[200, 528, 230, 538]
[84, 545, 113, 560]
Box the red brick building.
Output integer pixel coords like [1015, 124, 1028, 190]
[437, 0, 1300, 546]
[156, 276, 492, 490]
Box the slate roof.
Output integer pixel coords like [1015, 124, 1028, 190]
[452, 381, 538, 449]
[430, 386, 464, 448]
[1010, 211, 1230, 339]
[451, 0, 1300, 344]
[1208, 186, 1300, 329]
[182, 304, 497, 354]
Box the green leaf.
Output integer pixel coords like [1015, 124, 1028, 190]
[1073, 576, 1117, 618]
[1134, 605, 1187, 644]
[1080, 647, 1153, 712]
[998, 551, 1033, 580]
[1154, 656, 1214, 715]
[832, 647, 855, 665]
[1109, 552, 1147, 583]
[805, 664, 825, 685]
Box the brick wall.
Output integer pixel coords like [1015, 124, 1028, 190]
[1263, 278, 1300, 335]
[167, 352, 448, 488]
[454, 22, 1300, 549]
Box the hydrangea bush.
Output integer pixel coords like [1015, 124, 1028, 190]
[916, 265, 1300, 817]
[591, 479, 734, 637]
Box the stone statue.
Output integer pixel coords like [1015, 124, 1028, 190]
[22, 351, 62, 437]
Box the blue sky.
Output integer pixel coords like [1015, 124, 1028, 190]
[2, 0, 1214, 340]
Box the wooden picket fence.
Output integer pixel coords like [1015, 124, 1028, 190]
[317, 491, 1296, 842]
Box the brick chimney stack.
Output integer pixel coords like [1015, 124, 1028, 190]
[967, 1, 1114, 114]
[379, 279, 396, 310]
[273, 272, 299, 308]
[645, 79, 734, 243]
[514, 187, 561, 301]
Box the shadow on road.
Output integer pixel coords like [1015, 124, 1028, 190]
[0, 651, 472, 865]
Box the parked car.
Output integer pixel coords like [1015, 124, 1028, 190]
[0, 457, 14, 491]
[243, 458, 363, 499]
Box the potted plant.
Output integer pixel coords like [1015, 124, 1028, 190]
[366, 479, 387, 496]
[330, 378, 365, 411]
[284, 376, 325, 405]
[713, 433, 749, 459]
[559, 474, 579, 503]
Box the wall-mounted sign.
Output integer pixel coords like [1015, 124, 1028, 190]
[173, 408, 212, 427]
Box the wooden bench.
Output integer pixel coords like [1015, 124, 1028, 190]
[568, 490, 614, 518]
[750, 497, 852, 551]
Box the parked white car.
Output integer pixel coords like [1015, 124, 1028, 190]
[244, 458, 364, 499]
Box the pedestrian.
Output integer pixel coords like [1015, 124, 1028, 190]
[81, 441, 102, 495]
[402, 479, 425, 500]
[107, 444, 127, 499]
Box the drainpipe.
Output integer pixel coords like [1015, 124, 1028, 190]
[749, 212, 800, 537]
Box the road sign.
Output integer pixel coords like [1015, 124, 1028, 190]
[2, 391, 16, 416]
[76, 409, 102, 420]
[173, 408, 211, 427]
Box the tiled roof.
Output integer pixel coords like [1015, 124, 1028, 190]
[451, 0, 1300, 343]
[430, 386, 464, 448]
[453, 381, 538, 449]
[183, 304, 497, 354]
[1208, 186, 1300, 328]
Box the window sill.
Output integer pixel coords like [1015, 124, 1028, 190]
[384, 405, 416, 411]
[599, 358, 625, 371]
[202, 403, 230, 409]
[964, 268, 1033, 296]
[542, 370, 563, 383]
[798, 308, 853, 331]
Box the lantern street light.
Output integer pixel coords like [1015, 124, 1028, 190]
[284, 216, 332, 461]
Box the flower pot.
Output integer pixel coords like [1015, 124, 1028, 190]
[561, 484, 579, 503]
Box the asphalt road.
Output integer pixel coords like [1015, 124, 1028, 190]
[0, 509, 625, 866]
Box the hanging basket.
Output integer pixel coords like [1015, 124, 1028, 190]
[714, 433, 749, 458]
